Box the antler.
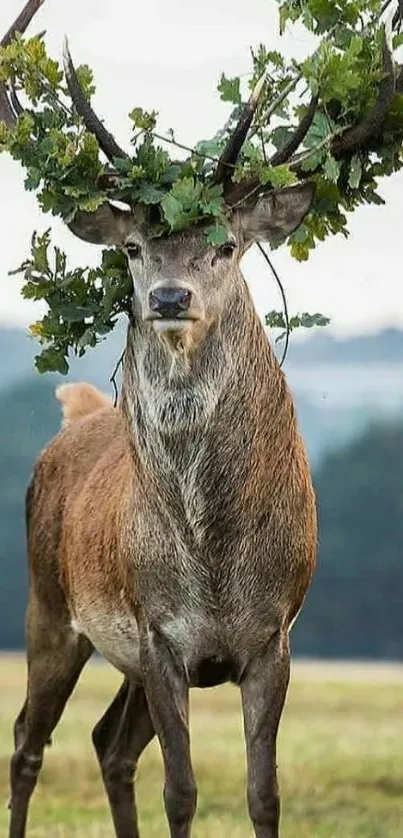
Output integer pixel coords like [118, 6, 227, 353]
[62, 38, 129, 164]
[0, 0, 129, 167]
[1, 0, 44, 48]
[269, 95, 318, 167]
[214, 71, 267, 186]
[214, 72, 320, 205]
[0, 0, 44, 129]
[221, 92, 320, 206]
[220, 26, 397, 207]
[1, 1, 400, 209]
[331, 38, 395, 159]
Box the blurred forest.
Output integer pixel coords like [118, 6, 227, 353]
[0, 324, 402, 658]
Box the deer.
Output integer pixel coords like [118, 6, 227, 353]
[2, 2, 397, 837]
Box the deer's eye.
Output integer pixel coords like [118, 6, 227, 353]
[216, 241, 236, 259]
[126, 243, 141, 260]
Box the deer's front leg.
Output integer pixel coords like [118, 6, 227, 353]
[241, 631, 290, 838]
[140, 627, 197, 838]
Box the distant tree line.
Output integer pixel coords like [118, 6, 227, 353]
[0, 374, 402, 659]
[294, 418, 403, 659]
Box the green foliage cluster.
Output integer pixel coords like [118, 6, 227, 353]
[266, 310, 331, 342]
[13, 231, 132, 374]
[1, 0, 403, 371]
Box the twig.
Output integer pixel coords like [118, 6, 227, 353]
[259, 127, 268, 164]
[263, 73, 303, 123]
[110, 348, 125, 407]
[43, 84, 74, 117]
[289, 125, 346, 169]
[149, 131, 221, 164]
[256, 242, 290, 368]
[230, 182, 263, 209]
[149, 74, 302, 169]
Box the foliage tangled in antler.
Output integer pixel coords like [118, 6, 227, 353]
[1, 0, 403, 372]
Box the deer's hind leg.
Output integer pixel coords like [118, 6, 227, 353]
[92, 678, 155, 838]
[8, 593, 93, 838]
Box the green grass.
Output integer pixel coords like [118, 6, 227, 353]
[1, 657, 403, 837]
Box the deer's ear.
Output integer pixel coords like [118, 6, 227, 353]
[237, 182, 315, 247]
[68, 202, 134, 245]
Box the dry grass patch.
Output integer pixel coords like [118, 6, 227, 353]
[1, 656, 403, 837]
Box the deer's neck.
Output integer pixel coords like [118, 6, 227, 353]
[118, 277, 304, 564]
[120, 278, 293, 472]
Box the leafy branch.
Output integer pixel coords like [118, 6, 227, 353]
[13, 231, 132, 374]
[2, 0, 403, 371]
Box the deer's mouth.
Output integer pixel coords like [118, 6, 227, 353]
[149, 317, 198, 336]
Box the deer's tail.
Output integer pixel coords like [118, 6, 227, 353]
[55, 383, 113, 427]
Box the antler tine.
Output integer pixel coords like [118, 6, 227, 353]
[270, 95, 319, 167]
[0, 87, 18, 130]
[1, 0, 45, 48]
[62, 37, 129, 165]
[214, 71, 268, 186]
[332, 33, 395, 159]
[225, 25, 396, 206]
[0, 0, 45, 130]
[218, 70, 319, 205]
[10, 86, 25, 118]
[392, 0, 403, 31]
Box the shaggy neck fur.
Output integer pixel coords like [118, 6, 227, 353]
[120, 272, 299, 500]
[124, 278, 261, 428]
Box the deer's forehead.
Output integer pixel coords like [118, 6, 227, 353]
[141, 229, 228, 261]
[154, 238, 208, 261]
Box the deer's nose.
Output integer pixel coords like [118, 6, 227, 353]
[149, 287, 192, 319]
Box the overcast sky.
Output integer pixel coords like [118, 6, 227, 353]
[1, 0, 403, 337]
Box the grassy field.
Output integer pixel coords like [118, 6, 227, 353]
[1, 656, 403, 837]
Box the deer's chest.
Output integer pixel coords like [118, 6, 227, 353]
[71, 603, 141, 678]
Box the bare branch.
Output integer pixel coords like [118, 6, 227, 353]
[110, 349, 125, 407]
[256, 243, 290, 368]
[62, 37, 129, 165]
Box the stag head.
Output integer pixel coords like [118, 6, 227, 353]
[60, 26, 314, 346]
[67, 185, 312, 347]
[0, 1, 397, 350]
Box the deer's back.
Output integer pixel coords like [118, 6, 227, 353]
[27, 406, 132, 611]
